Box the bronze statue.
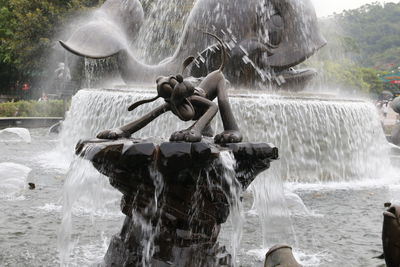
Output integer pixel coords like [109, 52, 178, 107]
[381, 204, 400, 267]
[264, 245, 302, 267]
[60, 0, 326, 89]
[97, 33, 242, 143]
[390, 97, 400, 146]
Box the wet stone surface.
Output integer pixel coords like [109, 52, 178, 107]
[76, 139, 278, 266]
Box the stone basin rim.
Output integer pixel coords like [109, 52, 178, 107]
[77, 88, 368, 103]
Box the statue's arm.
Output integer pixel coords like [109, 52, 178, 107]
[97, 103, 170, 139]
[120, 103, 170, 134]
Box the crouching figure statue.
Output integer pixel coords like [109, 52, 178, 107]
[97, 33, 242, 144]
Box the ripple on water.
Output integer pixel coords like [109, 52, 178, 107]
[0, 127, 31, 143]
[0, 162, 31, 199]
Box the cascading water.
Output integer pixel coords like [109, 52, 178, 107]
[135, 0, 196, 63]
[58, 157, 122, 266]
[58, 88, 188, 162]
[0, 162, 32, 199]
[54, 0, 395, 264]
[219, 151, 245, 263]
[58, 88, 393, 257]
[83, 58, 121, 89]
[233, 94, 391, 182]
[60, 89, 391, 183]
[134, 166, 164, 266]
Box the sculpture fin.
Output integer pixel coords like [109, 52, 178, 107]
[59, 21, 126, 59]
[181, 56, 195, 73]
[267, 0, 327, 69]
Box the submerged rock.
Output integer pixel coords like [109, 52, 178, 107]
[77, 138, 278, 266]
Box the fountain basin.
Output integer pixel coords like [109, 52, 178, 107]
[76, 139, 278, 266]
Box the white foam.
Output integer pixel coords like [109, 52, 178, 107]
[0, 127, 31, 143]
[287, 173, 400, 192]
[58, 158, 122, 266]
[220, 151, 244, 263]
[0, 162, 32, 198]
[36, 150, 72, 173]
[37, 203, 63, 213]
[62, 233, 110, 267]
[246, 248, 267, 262]
[284, 191, 321, 217]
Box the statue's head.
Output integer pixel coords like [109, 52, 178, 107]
[128, 74, 196, 121]
[169, 75, 196, 121]
[263, 0, 326, 69]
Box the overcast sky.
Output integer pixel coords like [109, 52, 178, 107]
[311, 0, 395, 17]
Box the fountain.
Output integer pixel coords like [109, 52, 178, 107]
[51, 0, 395, 266]
[76, 139, 278, 266]
[71, 32, 282, 264]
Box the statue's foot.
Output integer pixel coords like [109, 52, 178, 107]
[97, 128, 130, 140]
[170, 129, 202, 142]
[214, 130, 242, 144]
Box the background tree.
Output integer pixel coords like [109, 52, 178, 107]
[312, 1, 400, 95]
[0, 0, 104, 95]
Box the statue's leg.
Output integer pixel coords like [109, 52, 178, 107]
[197, 70, 242, 143]
[170, 96, 218, 142]
[213, 79, 242, 144]
[97, 103, 170, 139]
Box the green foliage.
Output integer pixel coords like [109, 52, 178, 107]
[313, 2, 400, 95]
[322, 60, 365, 93]
[319, 2, 400, 70]
[318, 60, 387, 94]
[0, 0, 104, 91]
[0, 100, 64, 117]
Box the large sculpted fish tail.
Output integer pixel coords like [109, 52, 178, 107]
[60, 0, 144, 59]
[203, 32, 227, 72]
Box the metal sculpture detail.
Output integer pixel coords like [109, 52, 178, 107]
[97, 34, 242, 143]
[60, 0, 326, 89]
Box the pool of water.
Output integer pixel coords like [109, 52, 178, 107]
[0, 128, 397, 266]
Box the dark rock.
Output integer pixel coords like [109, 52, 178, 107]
[121, 142, 156, 171]
[77, 138, 278, 266]
[159, 142, 193, 172]
[28, 183, 35, 190]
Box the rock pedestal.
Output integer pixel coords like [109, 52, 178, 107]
[76, 139, 278, 267]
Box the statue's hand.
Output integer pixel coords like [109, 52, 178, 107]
[214, 130, 242, 144]
[170, 129, 202, 142]
[96, 128, 130, 140]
